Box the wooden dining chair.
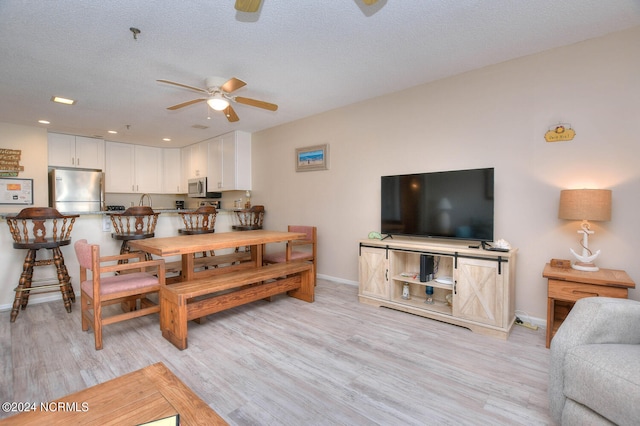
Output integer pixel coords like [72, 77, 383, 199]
[263, 225, 317, 285]
[74, 239, 166, 350]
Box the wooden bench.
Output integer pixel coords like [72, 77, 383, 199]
[160, 261, 314, 350]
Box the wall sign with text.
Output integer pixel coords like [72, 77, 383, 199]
[0, 148, 24, 177]
[545, 124, 576, 142]
[0, 178, 33, 205]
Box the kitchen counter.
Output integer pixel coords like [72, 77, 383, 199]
[1, 208, 242, 217]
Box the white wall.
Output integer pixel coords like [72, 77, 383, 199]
[252, 27, 640, 321]
[0, 124, 50, 311]
[0, 123, 48, 211]
[1, 27, 637, 322]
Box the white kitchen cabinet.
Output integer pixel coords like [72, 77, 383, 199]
[162, 148, 184, 193]
[105, 142, 134, 192]
[105, 142, 162, 193]
[192, 142, 208, 179]
[182, 142, 207, 180]
[181, 145, 191, 192]
[206, 131, 251, 191]
[48, 133, 105, 170]
[134, 145, 163, 193]
[206, 138, 222, 192]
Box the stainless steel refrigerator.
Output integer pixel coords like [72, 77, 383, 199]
[49, 168, 104, 212]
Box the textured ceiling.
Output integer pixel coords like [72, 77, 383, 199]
[1, 1, 639, 147]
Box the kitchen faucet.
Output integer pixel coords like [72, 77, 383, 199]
[139, 193, 152, 207]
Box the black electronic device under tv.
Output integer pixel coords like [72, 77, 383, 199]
[381, 167, 494, 241]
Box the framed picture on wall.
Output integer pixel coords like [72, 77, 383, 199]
[0, 178, 33, 205]
[295, 144, 329, 172]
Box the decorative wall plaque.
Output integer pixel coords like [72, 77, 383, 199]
[0, 148, 24, 177]
[545, 124, 576, 142]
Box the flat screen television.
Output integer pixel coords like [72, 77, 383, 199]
[381, 167, 494, 241]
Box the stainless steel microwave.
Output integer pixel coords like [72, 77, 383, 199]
[187, 177, 222, 198]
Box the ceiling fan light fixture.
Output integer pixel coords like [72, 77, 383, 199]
[207, 93, 229, 111]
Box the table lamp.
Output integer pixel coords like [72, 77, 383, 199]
[558, 189, 611, 271]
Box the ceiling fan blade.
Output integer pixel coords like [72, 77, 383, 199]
[235, 0, 261, 12]
[221, 77, 247, 94]
[167, 98, 206, 110]
[234, 96, 278, 111]
[224, 105, 239, 122]
[157, 79, 208, 94]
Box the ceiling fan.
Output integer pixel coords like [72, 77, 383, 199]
[156, 76, 278, 122]
[234, 0, 378, 13]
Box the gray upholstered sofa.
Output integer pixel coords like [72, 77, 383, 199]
[549, 297, 640, 425]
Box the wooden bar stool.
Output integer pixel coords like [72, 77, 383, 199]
[232, 205, 265, 253]
[179, 205, 217, 262]
[178, 206, 218, 269]
[6, 207, 79, 322]
[232, 205, 265, 231]
[178, 205, 217, 235]
[110, 206, 159, 262]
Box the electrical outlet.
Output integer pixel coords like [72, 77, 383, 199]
[102, 216, 111, 232]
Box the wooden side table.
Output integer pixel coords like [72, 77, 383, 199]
[543, 263, 635, 348]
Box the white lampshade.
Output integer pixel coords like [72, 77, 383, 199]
[207, 93, 229, 111]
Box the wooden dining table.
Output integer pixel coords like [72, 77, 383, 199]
[128, 229, 306, 281]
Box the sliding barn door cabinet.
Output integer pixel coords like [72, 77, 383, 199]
[358, 239, 517, 339]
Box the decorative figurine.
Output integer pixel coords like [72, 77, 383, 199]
[402, 282, 411, 300]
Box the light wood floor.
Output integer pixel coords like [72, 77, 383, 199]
[1, 280, 554, 425]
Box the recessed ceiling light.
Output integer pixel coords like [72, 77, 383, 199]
[162, 138, 171, 142]
[108, 130, 118, 134]
[51, 96, 76, 105]
[38, 120, 50, 124]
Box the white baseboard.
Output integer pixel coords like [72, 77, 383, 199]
[1, 275, 548, 330]
[0, 293, 64, 313]
[515, 310, 547, 330]
[317, 273, 358, 286]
